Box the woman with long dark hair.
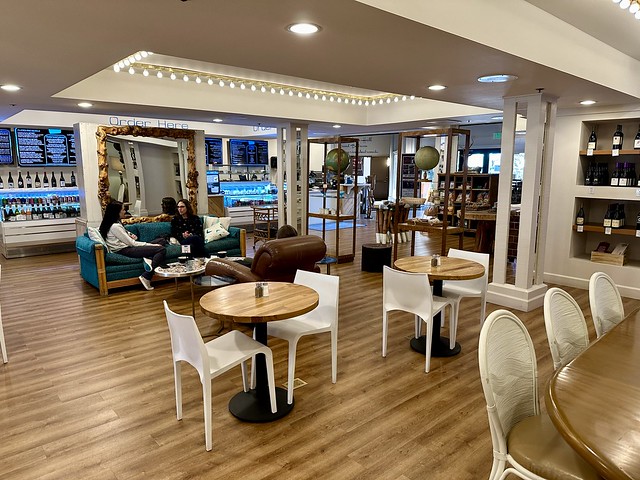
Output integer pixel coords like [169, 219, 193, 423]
[171, 198, 206, 257]
[99, 201, 167, 290]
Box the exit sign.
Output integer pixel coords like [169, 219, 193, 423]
[493, 132, 502, 140]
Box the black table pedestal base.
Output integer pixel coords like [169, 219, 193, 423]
[229, 386, 293, 422]
[410, 335, 461, 357]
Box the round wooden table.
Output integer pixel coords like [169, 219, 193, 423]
[394, 256, 485, 357]
[200, 282, 319, 422]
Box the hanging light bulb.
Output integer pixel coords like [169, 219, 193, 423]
[157, 71, 163, 78]
[351, 99, 357, 105]
[394, 97, 399, 102]
[270, 87, 276, 94]
[386, 98, 391, 103]
[219, 80, 225, 87]
[128, 67, 135, 75]
[207, 78, 213, 85]
[330, 96, 335, 102]
[402, 96, 407, 101]
[365, 100, 369, 106]
[261, 85, 267, 93]
[306, 93, 311, 99]
[113, 64, 121, 73]
[240, 83, 246, 90]
[357, 99, 362, 105]
[183, 74, 189, 82]
[379, 99, 384, 105]
[314, 94, 319, 100]
[194, 76, 200, 83]
[410, 95, 415, 100]
[142, 69, 149, 77]
[127, 55, 136, 64]
[322, 95, 327, 101]
[170, 72, 177, 80]
[620, 0, 631, 8]
[118, 61, 126, 69]
[134, 52, 142, 61]
[251, 84, 257, 91]
[298, 91, 303, 98]
[124, 59, 131, 67]
[279, 88, 285, 95]
[337, 97, 342, 103]
[289, 90, 294, 96]
[141, 51, 149, 57]
[630, 1, 639, 13]
[229, 81, 235, 88]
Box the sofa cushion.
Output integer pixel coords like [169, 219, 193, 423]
[203, 215, 231, 231]
[105, 251, 144, 265]
[87, 227, 109, 251]
[126, 222, 171, 243]
[204, 221, 230, 242]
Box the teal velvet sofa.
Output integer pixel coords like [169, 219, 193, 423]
[76, 218, 246, 295]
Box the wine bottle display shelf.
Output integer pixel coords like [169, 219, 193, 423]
[573, 223, 639, 237]
[580, 150, 640, 156]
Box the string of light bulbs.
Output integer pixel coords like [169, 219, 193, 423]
[112, 54, 416, 106]
[612, 0, 640, 19]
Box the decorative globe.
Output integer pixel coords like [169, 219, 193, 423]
[414, 146, 440, 171]
[325, 148, 351, 172]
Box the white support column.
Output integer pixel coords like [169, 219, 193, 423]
[487, 93, 557, 312]
[276, 127, 286, 227]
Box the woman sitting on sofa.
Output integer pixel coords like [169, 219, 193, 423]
[99, 201, 167, 291]
[171, 199, 206, 257]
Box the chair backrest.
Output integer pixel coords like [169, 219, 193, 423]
[445, 248, 489, 291]
[294, 270, 339, 327]
[543, 288, 590, 369]
[252, 235, 327, 283]
[478, 309, 539, 453]
[163, 301, 209, 381]
[383, 266, 434, 316]
[589, 272, 625, 338]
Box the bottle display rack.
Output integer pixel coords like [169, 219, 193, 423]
[0, 188, 81, 222]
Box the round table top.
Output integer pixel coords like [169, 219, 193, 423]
[154, 265, 206, 278]
[200, 282, 319, 324]
[394, 256, 485, 281]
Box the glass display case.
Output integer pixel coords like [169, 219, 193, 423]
[221, 181, 277, 208]
[0, 187, 81, 222]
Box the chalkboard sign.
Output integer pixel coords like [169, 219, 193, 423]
[229, 139, 268, 165]
[204, 137, 223, 165]
[0, 128, 13, 165]
[15, 128, 76, 166]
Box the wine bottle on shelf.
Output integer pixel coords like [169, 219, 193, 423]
[43, 172, 49, 188]
[25, 171, 32, 188]
[34, 172, 41, 188]
[584, 163, 592, 186]
[7, 172, 14, 189]
[611, 204, 621, 229]
[619, 204, 626, 227]
[612, 124, 624, 150]
[634, 125, 640, 149]
[576, 205, 585, 226]
[70, 171, 76, 187]
[17, 172, 24, 188]
[0, 175, 4, 190]
[610, 163, 619, 186]
[603, 204, 612, 228]
[50, 172, 57, 188]
[587, 128, 597, 150]
[59, 171, 65, 188]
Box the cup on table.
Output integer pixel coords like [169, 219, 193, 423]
[218, 251, 227, 258]
[178, 255, 188, 264]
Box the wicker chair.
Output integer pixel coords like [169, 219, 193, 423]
[588, 272, 624, 338]
[478, 309, 601, 480]
[543, 287, 590, 369]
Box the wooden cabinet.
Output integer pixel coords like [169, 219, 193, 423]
[436, 173, 499, 231]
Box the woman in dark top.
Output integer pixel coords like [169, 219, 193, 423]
[171, 198, 206, 257]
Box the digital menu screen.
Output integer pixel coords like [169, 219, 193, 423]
[0, 128, 13, 165]
[15, 128, 77, 166]
[204, 137, 223, 165]
[206, 170, 220, 195]
[229, 139, 268, 165]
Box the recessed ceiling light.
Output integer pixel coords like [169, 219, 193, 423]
[580, 100, 597, 105]
[78, 102, 93, 108]
[428, 85, 447, 91]
[212, 118, 223, 123]
[287, 23, 321, 34]
[491, 116, 504, 121]
[477, 74, 518, 83]
[332, 124, 341, 129]
[1, 84, 21, 92]
[421, 126, 438, 130]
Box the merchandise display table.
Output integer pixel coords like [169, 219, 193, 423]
[200, 282, 319, 422]
[394, 255, 484, 357]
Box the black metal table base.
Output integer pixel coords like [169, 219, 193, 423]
[410, 335, 461, 357]
[228, 386, 293, 422]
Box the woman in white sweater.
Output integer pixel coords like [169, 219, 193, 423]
[99, 201, 166, 290]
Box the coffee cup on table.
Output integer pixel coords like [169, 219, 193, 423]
[178, 255, 188, 264]
[218, 251, 227, 258]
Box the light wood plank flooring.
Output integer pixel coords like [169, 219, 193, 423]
[1, 220, 637, 479]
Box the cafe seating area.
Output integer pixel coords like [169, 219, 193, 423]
[1, 220, 639, 479]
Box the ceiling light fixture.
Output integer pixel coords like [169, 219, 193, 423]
[477, 74, 518, 83]
[491, 116, 504, 121]
[286, 23, 321, 34]
[580, 100, 597, 105]
[612, 0, 640, 18]
[78, 102, 93, 108]
[333, 124, 341, 129]
[212, 118, 223, 123]
[112, 60, 419, 106]
[0, 84, 21, 92]
[428, 84, 447, 91]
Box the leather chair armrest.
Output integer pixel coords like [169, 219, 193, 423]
[205, 258, 261, 283]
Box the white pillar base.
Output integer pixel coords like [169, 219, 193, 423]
[486, 282, 548, 312]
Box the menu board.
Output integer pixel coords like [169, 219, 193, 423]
[0, 128, 13, 165]
[204, 137, 223, 165]
[206, 170, 220, 195]
[229, 139, 268, 165]
[14, 128, 77, 166]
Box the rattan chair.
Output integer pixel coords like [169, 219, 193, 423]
[543, 288, 590, 369]
[588, 271, 624, 338]
[478, 309, 601, 480]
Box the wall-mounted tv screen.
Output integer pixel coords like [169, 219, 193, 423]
[229, 139, 268, 165]
[206, 170, 220, 195]
[204, 137, 223, 165]
[0, 128, 14, 165]
[14, 128, 76, 167]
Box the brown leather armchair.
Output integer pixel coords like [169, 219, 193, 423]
[205, 235, 327, 283]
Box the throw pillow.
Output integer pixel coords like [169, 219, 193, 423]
[204, 221, 230, 242]
[87, 227, 109, 252]
[203, 215, 232, 231]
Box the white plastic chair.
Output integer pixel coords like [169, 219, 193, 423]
[479, 310, 600, 480]
[382, 266, 456, 373]
[589, 271, 624, 338]
[266, 270, 339, 404]
[0, 265, 7, 363]
[441, 249, 490, 336]
[543, 288, 590, 369]
[163, 301, 277, 451]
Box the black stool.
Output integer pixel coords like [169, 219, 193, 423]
[361, 243, 392, 272]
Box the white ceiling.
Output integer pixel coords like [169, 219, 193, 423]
[1, 0, 640, 137]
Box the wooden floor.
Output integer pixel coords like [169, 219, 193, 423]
[1, 219, 638, 479]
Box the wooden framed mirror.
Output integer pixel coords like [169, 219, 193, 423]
[95, 126, 198, 212]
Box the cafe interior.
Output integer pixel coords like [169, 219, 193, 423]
[2, 1, 640, 479]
